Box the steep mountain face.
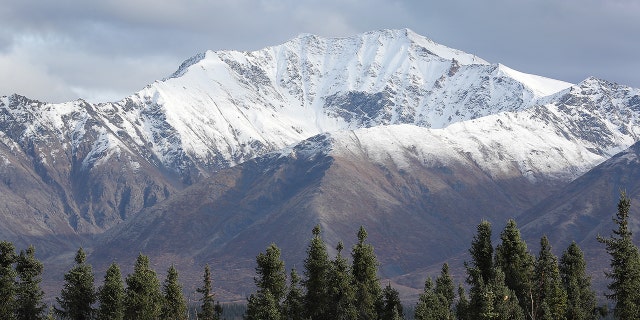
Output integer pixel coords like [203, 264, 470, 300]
[0, 95, 180, 250]
[131, 28, 571, 172]
[0, 29, 580, 245]
[537, 77, 640, 154]
[1, 29, 640, 300]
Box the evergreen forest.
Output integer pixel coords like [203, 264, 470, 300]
[1, 192, 640, 319]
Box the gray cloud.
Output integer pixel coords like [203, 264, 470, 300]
[1, 0, 638, 103]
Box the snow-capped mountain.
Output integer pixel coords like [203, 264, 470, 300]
[0, 28, 591, 239]
[125, 28, 572, 173]
[1, 28, 640, 299]
[84, 29, 578, 175]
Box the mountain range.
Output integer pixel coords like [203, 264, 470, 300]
[1, 28, 640, 301]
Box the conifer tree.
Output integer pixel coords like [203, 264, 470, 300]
[414, 265, 457, 320]
[55, 247, 96, 320]
[532, 236, 567, 320]
[414, 277, 442, 320]
[327, 241, 357, 320]
[494, 219, 534, 315]
[380, 283, 403, 320]
[245, 243, 287, 320]
[485, 269, 525, 320]
[256, 243, 287, 301]
[0, 241, 17, 320]
[455, 284, 470, 320]
[215, 302, 223, 319]
[463, 269, 524, 320]
[15, 245, 46, 320]
[415, 264, 455, 320]
[559, 241, 596, 320]
[597, 191, 640, 319]
[96, 263, 125, 320]
[464, 221, 524, 319]
[246, 290, 282, 320]
[390, 307, 402, 320]
[197, 264, 221, 320]
[435, 263, 455, 317]
[465, 221, 495, 318]
[161, 265, 187, 320]
[303, 225, 331, 320]
[466, 221, 494, 288]
[283, 268, 304, 320]
[351, 226, 382, 320]
[124, 254, 163, 320]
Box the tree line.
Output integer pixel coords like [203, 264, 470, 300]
[243, 222, 599, 320]
[244, 225, 403, 320]
[1, 192, 640, 319]
[0, 244, 222, 320]
[243, 192, 640, 320]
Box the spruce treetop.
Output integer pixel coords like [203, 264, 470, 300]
[357, 226, 368, 243]
[197, 264, 219, 320]
[75, 248, 86, 265]
[255, 243, 287, 301]
[533, 235, 567, 320]
[466, 220, 494, 286]
[0, 241, 16, 263]
[97, 263, 125, 320]
[560, 241, 596, 320]
[351, 226, 382, 320]
[597, 191, 640, 319]
[303, 224, 331, 320]
[124, 253, 163, 320]
[15, 245, 46, 320]
[55, 247, 96, 320]
[161, 265, 187, 320]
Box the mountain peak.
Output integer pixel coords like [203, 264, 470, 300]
[165, 29, 492, 85]
[118, 28, 610, 172]
[280, 29, 488, 66]
[578, 76, 620, 89]
[565, 76, 638, 98]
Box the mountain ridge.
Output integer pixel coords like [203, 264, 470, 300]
[1, 28, 598, 240]
[0, 29, 640, 300]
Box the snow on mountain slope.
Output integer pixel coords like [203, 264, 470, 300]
[1, 29, 640, 239]
[534, 78, 640, 156]
[496, 64, 572, 96]
[285, 117, 602, 189]
[278, 76, 640, 188]
[97, 28, 575, 175]
[1, 29, 638, 197]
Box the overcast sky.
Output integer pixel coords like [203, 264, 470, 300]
[1, 0, 638, 103]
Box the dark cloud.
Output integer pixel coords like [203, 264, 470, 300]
[0, 0, 638, 103]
